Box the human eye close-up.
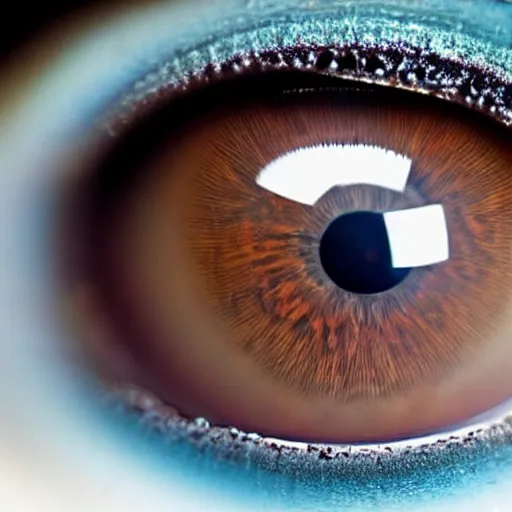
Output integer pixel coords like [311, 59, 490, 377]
[0, 1, 511, 511]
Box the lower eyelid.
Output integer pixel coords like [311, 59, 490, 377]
[2, 1, 512, 511]
[106, 382, 512, 511]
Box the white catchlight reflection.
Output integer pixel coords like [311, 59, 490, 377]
[385, 204, 450, 268]
[256, 143, 412, 205]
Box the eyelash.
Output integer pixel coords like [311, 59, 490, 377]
[57, 3, 512, 510]
[108, 12, 512, 130]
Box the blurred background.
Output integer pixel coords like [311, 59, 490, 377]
[2, 1, 91, 58]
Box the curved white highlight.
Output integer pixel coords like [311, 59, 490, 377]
[384, 204, 449, 268]
[256, 144, 412, 205]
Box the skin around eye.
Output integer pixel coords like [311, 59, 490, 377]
[76, 75, 512, 443]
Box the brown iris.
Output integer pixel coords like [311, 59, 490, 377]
[71, 74, 512, 442]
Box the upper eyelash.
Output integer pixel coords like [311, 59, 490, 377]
[107, 12, 512, 132]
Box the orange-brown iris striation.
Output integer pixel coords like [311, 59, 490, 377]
[166, 88, 512, 394]
[78, 80, 512, 442]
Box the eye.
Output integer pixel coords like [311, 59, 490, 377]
[3, 1, 512, 511]
[69, 68, 512, 444]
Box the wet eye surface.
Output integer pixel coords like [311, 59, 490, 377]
[66, 66, 512, 444]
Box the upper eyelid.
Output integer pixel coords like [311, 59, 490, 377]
[1, 2, 512, 512]
[3, 1, 510, 128]
[107, 6, 512, 132]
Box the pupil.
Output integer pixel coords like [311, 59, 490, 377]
[319, 211, 411, 294]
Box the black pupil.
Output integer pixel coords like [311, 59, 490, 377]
[319, 211, 411, 294]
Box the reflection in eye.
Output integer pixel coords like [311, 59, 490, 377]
[64, 58, 512, 446]
[256, 144, 414, 204]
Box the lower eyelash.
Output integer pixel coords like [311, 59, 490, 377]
[101, 382, 512, 510]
